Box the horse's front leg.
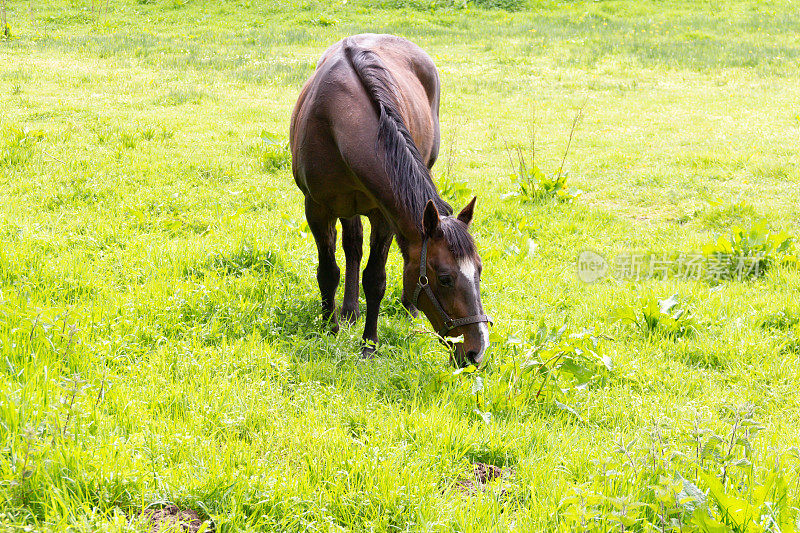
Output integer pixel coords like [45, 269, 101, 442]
[361, 213, 393, 358]
[401, 295, 419, 318]
[305, 197, 340, 334]
[340, 216, 363, 323]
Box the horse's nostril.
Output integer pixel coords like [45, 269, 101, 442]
[466, 350, 480, 364]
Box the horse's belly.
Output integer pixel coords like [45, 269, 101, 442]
[338, 190, 377, 217]
[354, 191, 378, 214]
[309, 189, 377, 219]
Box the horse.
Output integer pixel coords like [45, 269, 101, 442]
[289, 33, 491, 367]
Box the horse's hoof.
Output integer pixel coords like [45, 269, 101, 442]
[340, 306, 360, 324]
[324, 317, 339, 335]
[360, 343, 377, 359]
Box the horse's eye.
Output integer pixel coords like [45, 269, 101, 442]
[438, 274, 454, 287]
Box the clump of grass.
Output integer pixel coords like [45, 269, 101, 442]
[437, 121, 472, 204]
[701, 197, 759, 230]
[138, 126, 156, 141]
[157, 125, 174, 141]
[438, 174, 472, 204]
[1, 0, 10, 41]
[364, 0, 526, 11]
[119, 131, 137, 150]
[1, 126, 45, 168]
[505, 104, 584, 203]
[494, 322, 610, 416]
[91, 123, 115, 145]
[610, 293, 698, 340]
[440, 322, 612, 422]
[673, 340, 729, 369]
[307, 14, 339, 26]
[159, 88, 205, 106]
[759, 309, 800, 355]
[701, 220, 794, 280]
[759, 309, 799, 331]
[200, 243, 281, 277]
[246, 131, 290, 173]
[473, 0, 526, 9]
[558, 406, 796, 532]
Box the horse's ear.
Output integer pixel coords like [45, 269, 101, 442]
[423, 200, 440, 236]
[457, 196, 477, 227]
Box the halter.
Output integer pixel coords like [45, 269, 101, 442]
[411, 236, 493, 338]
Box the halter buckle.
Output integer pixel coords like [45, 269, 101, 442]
[418, 275, 429, 287]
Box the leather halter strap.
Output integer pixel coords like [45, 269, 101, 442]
[411, 236, 493, 338]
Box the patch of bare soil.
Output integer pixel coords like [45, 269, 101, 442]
[143, 505, 208, 533]
[454, 462, 513, 495]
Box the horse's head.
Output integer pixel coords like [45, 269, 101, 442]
[403, 197, 491, 367]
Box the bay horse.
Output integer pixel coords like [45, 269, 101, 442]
[289, 34, 491, 366]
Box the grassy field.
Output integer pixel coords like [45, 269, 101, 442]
[2, 0, 800, 530]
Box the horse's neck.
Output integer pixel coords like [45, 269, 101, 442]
[386, 193, 446, 245]
[391, 214, 422, 246]
[394, 233, 414, 261]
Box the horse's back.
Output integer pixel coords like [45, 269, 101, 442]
[290, 34, 441, 218]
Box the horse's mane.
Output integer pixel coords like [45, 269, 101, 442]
[439, 217, 477, 260]
[342, 37, 453, 231]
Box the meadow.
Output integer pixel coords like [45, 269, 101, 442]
[1, 0, 800, 530]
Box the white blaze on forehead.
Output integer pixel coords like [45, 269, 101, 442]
[458, 258, 477, 283]
[458, 257, 489, 361]
[477, 322, 489, 360]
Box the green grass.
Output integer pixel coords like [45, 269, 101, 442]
[2, 0, 800, 530]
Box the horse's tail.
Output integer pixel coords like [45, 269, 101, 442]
[342, 37, 452, 221]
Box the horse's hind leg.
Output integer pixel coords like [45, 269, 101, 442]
[305, 197, 340, 334]
[361, 212, 393, 358]
[340, 216, 363, 323]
